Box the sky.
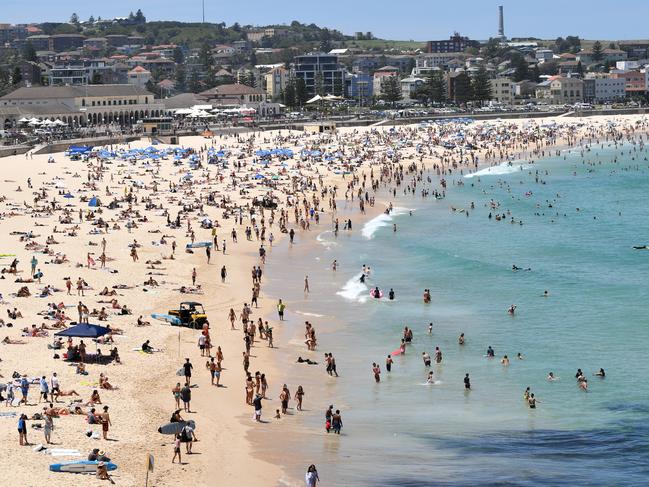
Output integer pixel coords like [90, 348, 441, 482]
[2, 0, 649, 41]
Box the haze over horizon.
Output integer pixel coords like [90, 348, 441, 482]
[2, 0, 649, 42]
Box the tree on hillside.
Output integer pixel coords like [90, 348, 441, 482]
[241, 72, 256, 88]
[175, 65, 186, 92]
[471, 67, 492, 105]
[333, 76, 344, 97]
[319, 28, 332, 53]
[592, 41, 603, 62]
[426, 70, 446, 103]
[173, 46, 185, 64]
[188, 70, 201, 93]
[314, 72, 324, 95]
[530, 64, 541, 83]
[199, 43, 213, 69]
[512, 55, 529, 82]
[22, 42, 37, 63]
[453, 72, 472, 104]
[88, 15, 95, 24]
[381, 76, 402, 105]
[12, 66, 22, 86]
[283, 80, 296, 108]
[70, 13, 79, 24]
[295, 77, 308, 106]
[483, 37, 504, 59]
[135, 9, 146, 23]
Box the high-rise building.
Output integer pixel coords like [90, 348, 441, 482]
[293, 53, 346, 97]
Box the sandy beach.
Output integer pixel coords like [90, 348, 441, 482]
[0, 113, 647, 486]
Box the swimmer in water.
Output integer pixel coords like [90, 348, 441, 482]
[523, 387, 531, 401]
[486, 346, 495, 358]
[528, 393, 538, 408]
[508, 304, 516, 315]
[428, 322, 433, 334]
[547, 372, 559, 381]
[594, 368, 606, 378]
[422, 352, 431, 367]
[426, 371, 434, 384]
[516, 352, 524, 360]
[372, 287, 381, 298]
[388, 288, 395, 300]
[501, 355, 510, 366]
[458, 333, 465, 345]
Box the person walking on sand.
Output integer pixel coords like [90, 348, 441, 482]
[172, 433, 182, 464]
[192, 268, 197, 286]
[183, 358, 193, 385]
[294, 386, 305, 411]
[279, 384, 290, 414]
[100, 406, 111, 440]
[304, 275, 310, 293]
[221, 265, 227, 283]
[181, 382, 192, 413]
[277, 299, 286, 321]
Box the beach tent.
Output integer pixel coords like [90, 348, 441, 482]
[55, 323, 111, 338]
[88, 197, 99, 207]
[68, 146, 93, 154]
[306, 95, 323, 104]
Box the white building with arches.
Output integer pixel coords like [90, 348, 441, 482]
[0, 84, 167, 128]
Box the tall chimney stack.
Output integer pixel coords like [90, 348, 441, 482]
[498, 6, 505, 39]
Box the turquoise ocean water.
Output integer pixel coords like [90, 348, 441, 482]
[266, 141, 649, 486]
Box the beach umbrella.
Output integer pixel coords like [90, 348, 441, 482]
[55, 323, 110, 338]
[88, 197, 99, 207]
[63, 193, 74, 198]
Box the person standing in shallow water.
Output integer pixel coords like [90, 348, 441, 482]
[372, 362, 381, 382]
[306, 464, 320, 487]
[332, 410, 343, 434]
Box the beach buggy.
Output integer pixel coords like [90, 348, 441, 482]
[168, 302, 208, 329]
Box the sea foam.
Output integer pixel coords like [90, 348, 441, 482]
[464, 162, 526, 178]
[336, 272, 368, 303]
[361, 207, 410, 239]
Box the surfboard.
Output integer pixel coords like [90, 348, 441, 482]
[391, 348, 402, 356]
[151, 313, 181, 326]
[158, 419, 196, 435]
[49, 460, 117, 473]
[186, 241, 212, 249]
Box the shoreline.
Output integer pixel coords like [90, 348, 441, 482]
[0, 114, 647, 486]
